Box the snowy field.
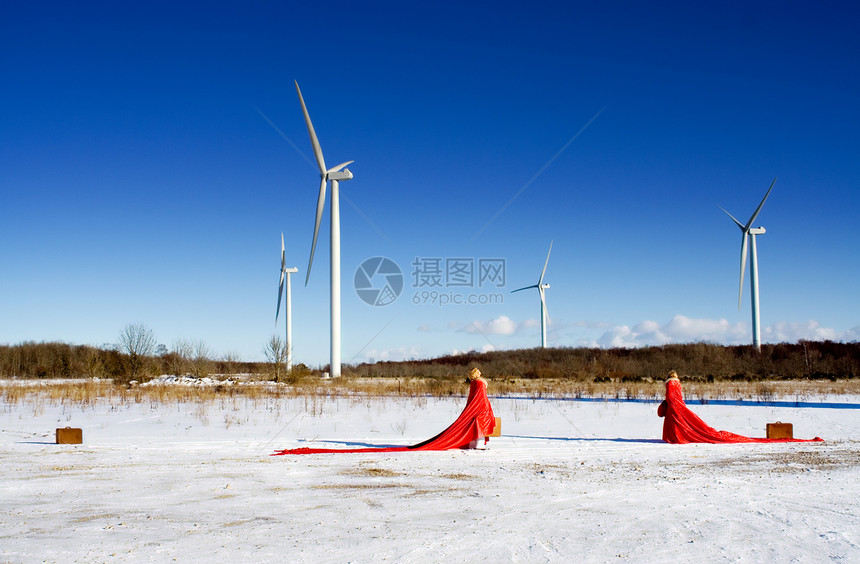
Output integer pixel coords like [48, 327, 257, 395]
[2, 383, 859, 563]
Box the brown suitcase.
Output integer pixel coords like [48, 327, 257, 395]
[766, 422, 793, 439]
[56, 427, 83, 444]
[489, 417, 501, 437]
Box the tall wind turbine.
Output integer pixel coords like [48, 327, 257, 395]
[720, 178, 776, 352]
[275, 233, 299, 372]
[295, 80, 354, 378]
[512, 241, 553, 348]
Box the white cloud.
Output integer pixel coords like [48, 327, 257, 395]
[363, 346, 422, 362]
[596, 326, 641, 348]
[460, 315, 558, 337]
[450, 344, 498, 356]
[763, 321, 839, 343]
[661, 316, 747, 342]
[464, 315, 519, 336]
[571, 320, 613, 329]
[591, 315, 858, 348]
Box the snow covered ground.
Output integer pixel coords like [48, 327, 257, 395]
[2, 383, 858, 563]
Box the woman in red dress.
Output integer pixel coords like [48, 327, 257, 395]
[273, 367, 496, 455]
[409, 367, 496, 450]
[657, 371, 822, 444]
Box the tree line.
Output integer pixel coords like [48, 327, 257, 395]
[349, 341, 860, 382]
[0, 323, 257, 383]
[1, 332, 857, 383]
[0, 340, 263, 383]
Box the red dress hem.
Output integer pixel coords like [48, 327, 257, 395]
[272, 379, 496, 455]
[659, 379, 823, 444]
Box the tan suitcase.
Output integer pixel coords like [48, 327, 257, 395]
[766, 422, 793, 439]
[489, 417, 501, 437]
[56, 427, 83, 444]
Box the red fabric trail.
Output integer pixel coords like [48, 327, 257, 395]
[272, 379, 496, 455]
[658, 378, 823, 444]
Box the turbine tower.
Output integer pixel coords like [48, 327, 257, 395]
[295, 81, 354, 378]
[512, 241, 553, 348]
[275, 233, 299, 372]
[720, 178, 776, 352]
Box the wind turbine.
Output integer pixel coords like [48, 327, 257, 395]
[512, 241, 553, 348]
[295, 80, 354, 378]
[720, 178, 776, 352]
[275, 233, 299, 372]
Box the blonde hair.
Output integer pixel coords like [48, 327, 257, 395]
[468, 367, 482, 380]
[667, 370, 679, 380]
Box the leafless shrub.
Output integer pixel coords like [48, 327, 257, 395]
[263, 335, 288, 382]
[220, 352, 241, 376]
[163, 339, 192, 377]
[117, 323, 156, 381]
[191, 340, 212, 379]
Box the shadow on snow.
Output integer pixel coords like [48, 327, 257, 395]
[493, 396, 860, 410]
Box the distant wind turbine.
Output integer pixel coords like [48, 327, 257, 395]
[512, 241, 553, 348]
[275, 233, 299, 372]
[295, 80, 354, 378]
[720, 178, 776, 352]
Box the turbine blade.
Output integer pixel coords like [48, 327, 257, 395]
[294, 81, 326, 174]
[719, 207, 745, 230]
[276, 276, 284, 324]
[744, 177, 776, 230]
[540, 287, 550, 324]
[738, 232, 749, 310]
[328, 160, 354, 174]
[511, 284, 539, 293]
[306, 177, 327, 285]
[538, 240, 553, 284]
[276, 233, 286, 323]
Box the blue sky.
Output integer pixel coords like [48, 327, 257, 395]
[2, 2, 858, 366]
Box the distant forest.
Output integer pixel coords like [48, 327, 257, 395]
[1, 340, 858, 383]
[351, 341, 860, 382]
[0, 341, 262, 383]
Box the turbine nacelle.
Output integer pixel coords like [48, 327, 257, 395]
[297, 80, 356, 287]
[721, 178, 776, 312]
[275, 233, 299, 338]
[511, 240, 553, 348]
[327, 168, 353, 182]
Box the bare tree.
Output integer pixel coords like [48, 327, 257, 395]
[221, 351, 240, 377]
[83, 346, 105, 379]
[118, 323, 156, 378]
[264, 335, 288, 382]
[191, 340, 212, 378]
[164, 339, 192, 377]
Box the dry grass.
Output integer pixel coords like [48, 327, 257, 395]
[312, 484, 404, 490]
[713, 448, 860, 472]
[2, 376, 859, 410]
[340, 466, 405, 478]
[440, 473, 478, 481]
